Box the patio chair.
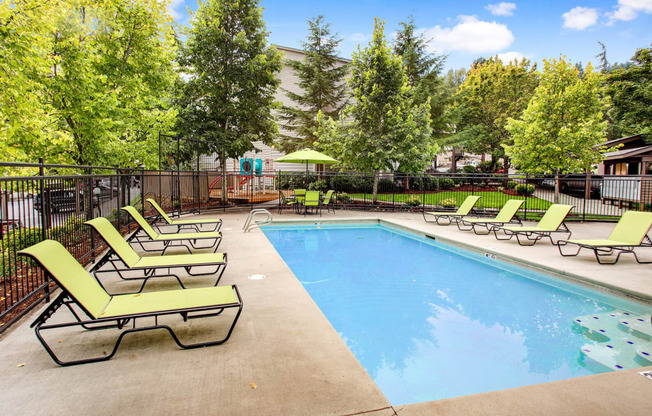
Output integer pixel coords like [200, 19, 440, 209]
[294, 189, 306, 204]
[303, 190, 321, 216]
[278, 190, 298, 214]
[122, 206, 222, 253]
[423, 195, 481, 225]
[146, 198, 222, 233]
[457, 199, 524, 235]
[322, 190, 335, 213]
[492, 204, 574, 246]
[85, 217, 227, 293]
[556, 211, 652, 264]
[19, 240, 242, 366]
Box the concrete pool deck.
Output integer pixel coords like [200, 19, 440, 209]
[0, 209, 651, 415]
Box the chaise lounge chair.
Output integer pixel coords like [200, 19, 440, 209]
[122, 206, 222, 253]
[19, 240, 242, 366]
[147, 198, 222, 233]
[556, 211, 652, 264]
[322, 190, 335, 213]
[492, 204, 574, 246]
[423, 195, 481, 225]
[85, 217, 227, 293]
[457, 199, 525, 235]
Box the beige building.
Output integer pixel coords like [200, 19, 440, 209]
[206, 45, 350, 174]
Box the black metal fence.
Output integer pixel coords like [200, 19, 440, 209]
[2, 160, 651, 331]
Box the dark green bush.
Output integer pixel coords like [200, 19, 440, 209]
[462, 165, 478, 173]
[515, 184, 535, 196]
[506, 180, 518, 189]
[477, 161, 498, 173]
[439, 178, 455, 189]
[377, 178, 395, 192]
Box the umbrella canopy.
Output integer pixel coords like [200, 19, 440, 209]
[275, 149, 338, 164]
[275, 148, 338, 175]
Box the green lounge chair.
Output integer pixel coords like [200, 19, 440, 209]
[423, 195, 481, 225]
[303, 190, 321, 216]
[122, 206, 222, 253]
[147, 198, 222, 233]
[278, 190, 299, 214]
[492, 204, 574, 246]
[322, 190, 335, 213]
[557, 211, 652, 264]
[19, 240, 242, 366]
[457, 199, 525, 235]
[85, 218, 227, 293]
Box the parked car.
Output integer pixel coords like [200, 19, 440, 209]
[34, 188, 83, 213]
[540, 174, 603, 199]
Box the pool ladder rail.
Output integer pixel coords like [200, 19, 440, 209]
[574, 311, 652, 371]
[243, 209, 273, 232]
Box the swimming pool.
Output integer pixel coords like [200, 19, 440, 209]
[262, 222, 652, 405]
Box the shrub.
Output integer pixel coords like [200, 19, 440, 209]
[475, 181, 486, 188]
[439, 178, 454, 190]
[462, 165, 478, 174]
[477, 161, 498, 173]
[515, 184, 535, 196]
[506, 180, 518, 189]
[411, 176, 439, 191]
[308, 179, 327, 191]
[2, 227, 43, 274]
[377, 178, 395, 192]
[337, 192, 351, 203]
[404, 195, 422, 207]
[440, 198, 457, 208]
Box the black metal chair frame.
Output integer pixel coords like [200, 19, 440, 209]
[29, 286, 242, 366]
[126, 229, 222, 254]
[423, 209, 478, 226]
[90, 249, 228, 294]
[556, 236, 652, 265]
[456, 216, 522, 235]
[492, 222, 572, 246]
[278, 190, 299, 214]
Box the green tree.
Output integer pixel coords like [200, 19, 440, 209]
[605, 45, 652, 140]
[48, 0, 178, 167]
[505, 58, 608, 201]
[317, 18, 434, 202]
[176, 0, 282, 203]
[0, 1, 68, 166]
[454, 57, 539, 171]
[392, 16, 449, 141]
[277, 15, 349, 152]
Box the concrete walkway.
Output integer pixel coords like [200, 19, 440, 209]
[0, 209, 651, 415]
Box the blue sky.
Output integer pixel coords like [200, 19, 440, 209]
[168, 0, 651, 71]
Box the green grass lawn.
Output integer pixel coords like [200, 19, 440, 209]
[349, 191, 553, 210]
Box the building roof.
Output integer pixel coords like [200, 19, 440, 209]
[603, 144, 652, 160]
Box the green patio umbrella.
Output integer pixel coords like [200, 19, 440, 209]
[275, 148, 338, 174]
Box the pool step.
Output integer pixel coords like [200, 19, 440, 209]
[573, 311, 635, 340]
[574, 311, 652, 371]
[619, 315, 652, 339]
[580, 338, 651, 371]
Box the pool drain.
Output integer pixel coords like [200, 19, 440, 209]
[248, 274, 267, 280]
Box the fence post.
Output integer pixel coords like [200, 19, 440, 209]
[524, 173, 528, 221]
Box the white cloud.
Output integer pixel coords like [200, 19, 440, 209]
[167, 0, 184, 20]
[607, 0, 652, 24]
[485, 2, 517, 17]
[419, 15, 514, 54]
[497, 51, 528, 63]
[562, 7, 599, 30]
[347, 33, 369, 43]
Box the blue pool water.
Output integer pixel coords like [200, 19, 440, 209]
[262, 222, 652, 405]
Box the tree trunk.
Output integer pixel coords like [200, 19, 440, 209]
[584, 168, 591, 200]
[220, 151, 227, 205]
[554, 169, 560, 204]
[372, 171, 379, 204]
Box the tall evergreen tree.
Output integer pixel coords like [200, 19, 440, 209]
[392, 16, 445, 87]
[392, 16, 449, 173]
[317, 18, 434, 203]
[176, 0, 282, 203]
[277, 15, 349, 152]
